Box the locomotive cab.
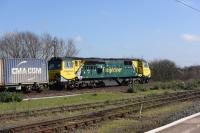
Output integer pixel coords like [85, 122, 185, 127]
[132, 60, 151, 83]
[142, 61, 151, 79]
[48, 57, 84, 83]
[62, 59, 84, 80]
[48, 58, 62, 82]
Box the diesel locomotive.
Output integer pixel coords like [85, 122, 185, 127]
[48, 57, 151, 89]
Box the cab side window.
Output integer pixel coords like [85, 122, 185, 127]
[143, 62, 149, 68]
[48, 60, 61, 70]
[75, 61, 78, 67]
[65, 61, 73, 68]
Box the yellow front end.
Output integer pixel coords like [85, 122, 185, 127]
[142, 61, 151, 78]
[60, 60, 84, 80]
[49, 58, 85, 82]
[132, 60, 151, 78]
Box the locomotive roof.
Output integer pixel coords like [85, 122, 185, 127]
[51, 57, 146, 62]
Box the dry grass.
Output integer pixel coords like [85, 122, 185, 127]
[0, 89, 175, 114]
[79, 101, 195, 133]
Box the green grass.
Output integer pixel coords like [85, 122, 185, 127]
[0, 110, 81, 126]
[77, 119, 138, 133]
[0, 89, 175, 114]
[79, 101, 193, 133]
[142, 101, 192, 117]
[97, 119, 138, 133]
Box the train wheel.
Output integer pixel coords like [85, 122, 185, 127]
[145, 78, 149, 83]
[32, 84, 43, 93]
[55, 83, 63, 90]
[97, 81, 105, 87]
[121, 80, 129, 86]
[92, 83, 97, 88]
[0, 87, 6, 92]
[63, 84, 68, 90]
[134, 79, 140, 84]
[49, 84, 55, 90]
[22, 86, 31, 93]
[139, 80, 144, 84]
[67, 84, 74, 90]
[88, 81, 96, 89]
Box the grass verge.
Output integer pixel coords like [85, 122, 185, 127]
[81, 101, 195, 133]
[0, 89, 175, 114]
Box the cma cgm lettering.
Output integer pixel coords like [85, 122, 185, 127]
[12, 68, 42, 75]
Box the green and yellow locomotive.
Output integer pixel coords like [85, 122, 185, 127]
[48, 57, 151, 89]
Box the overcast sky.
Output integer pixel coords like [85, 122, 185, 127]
[0, 0, 200, 67]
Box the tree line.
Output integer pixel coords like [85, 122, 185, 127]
[0, 31, 79, 60]
[1, 31, 199, 81]
[150, 59, 200, 81]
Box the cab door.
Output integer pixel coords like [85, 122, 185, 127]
[138, 61, 143, 77]
[73, 60, 82, 72]
[48, 59, 62, 81]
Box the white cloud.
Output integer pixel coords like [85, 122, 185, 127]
[181, 34, 200, 42]
[72, 36, 84, 43]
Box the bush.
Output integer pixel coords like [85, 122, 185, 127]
[150, 60, 179, 81]
[168, 80, 186, 90]
[150, 85, 160, 90]
[127, 85, 137, 93]
[149, 82, 163, 90]
[185, 82, 195, 90]
[176, 81, 186, 89]
[127, 84, 146, 93]
[127, 79, 200, 93]
[157, 80, 200, 90]
[0, 92, 23, 103]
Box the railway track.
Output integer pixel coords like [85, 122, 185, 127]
[23, 86, 128, 99]
[0, 90, 194, 121]
[1, 90, 200, 133]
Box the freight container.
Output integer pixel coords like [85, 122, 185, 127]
[0, 58, 48, 91]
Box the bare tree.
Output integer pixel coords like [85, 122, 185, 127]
[65, 39, 79, 57]
[52, 37, 65, 57]
[0, 32, 33, 58]
[40, 33, 55, 60]
[23, 32, 40, 58]
[40, 33, 65, 60]
[150, 59, 180, 81]
[181, 66, 200, 80]
[0, 31, 80, 60]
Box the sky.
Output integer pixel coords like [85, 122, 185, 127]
[0, 0, 200, 67]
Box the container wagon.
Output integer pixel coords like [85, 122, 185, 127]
[0, 58, 48, 92]
[48, 57, 151, 89]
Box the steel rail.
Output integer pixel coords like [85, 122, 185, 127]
[0, 90, 193, 121]
[1, 90, 200, 133]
